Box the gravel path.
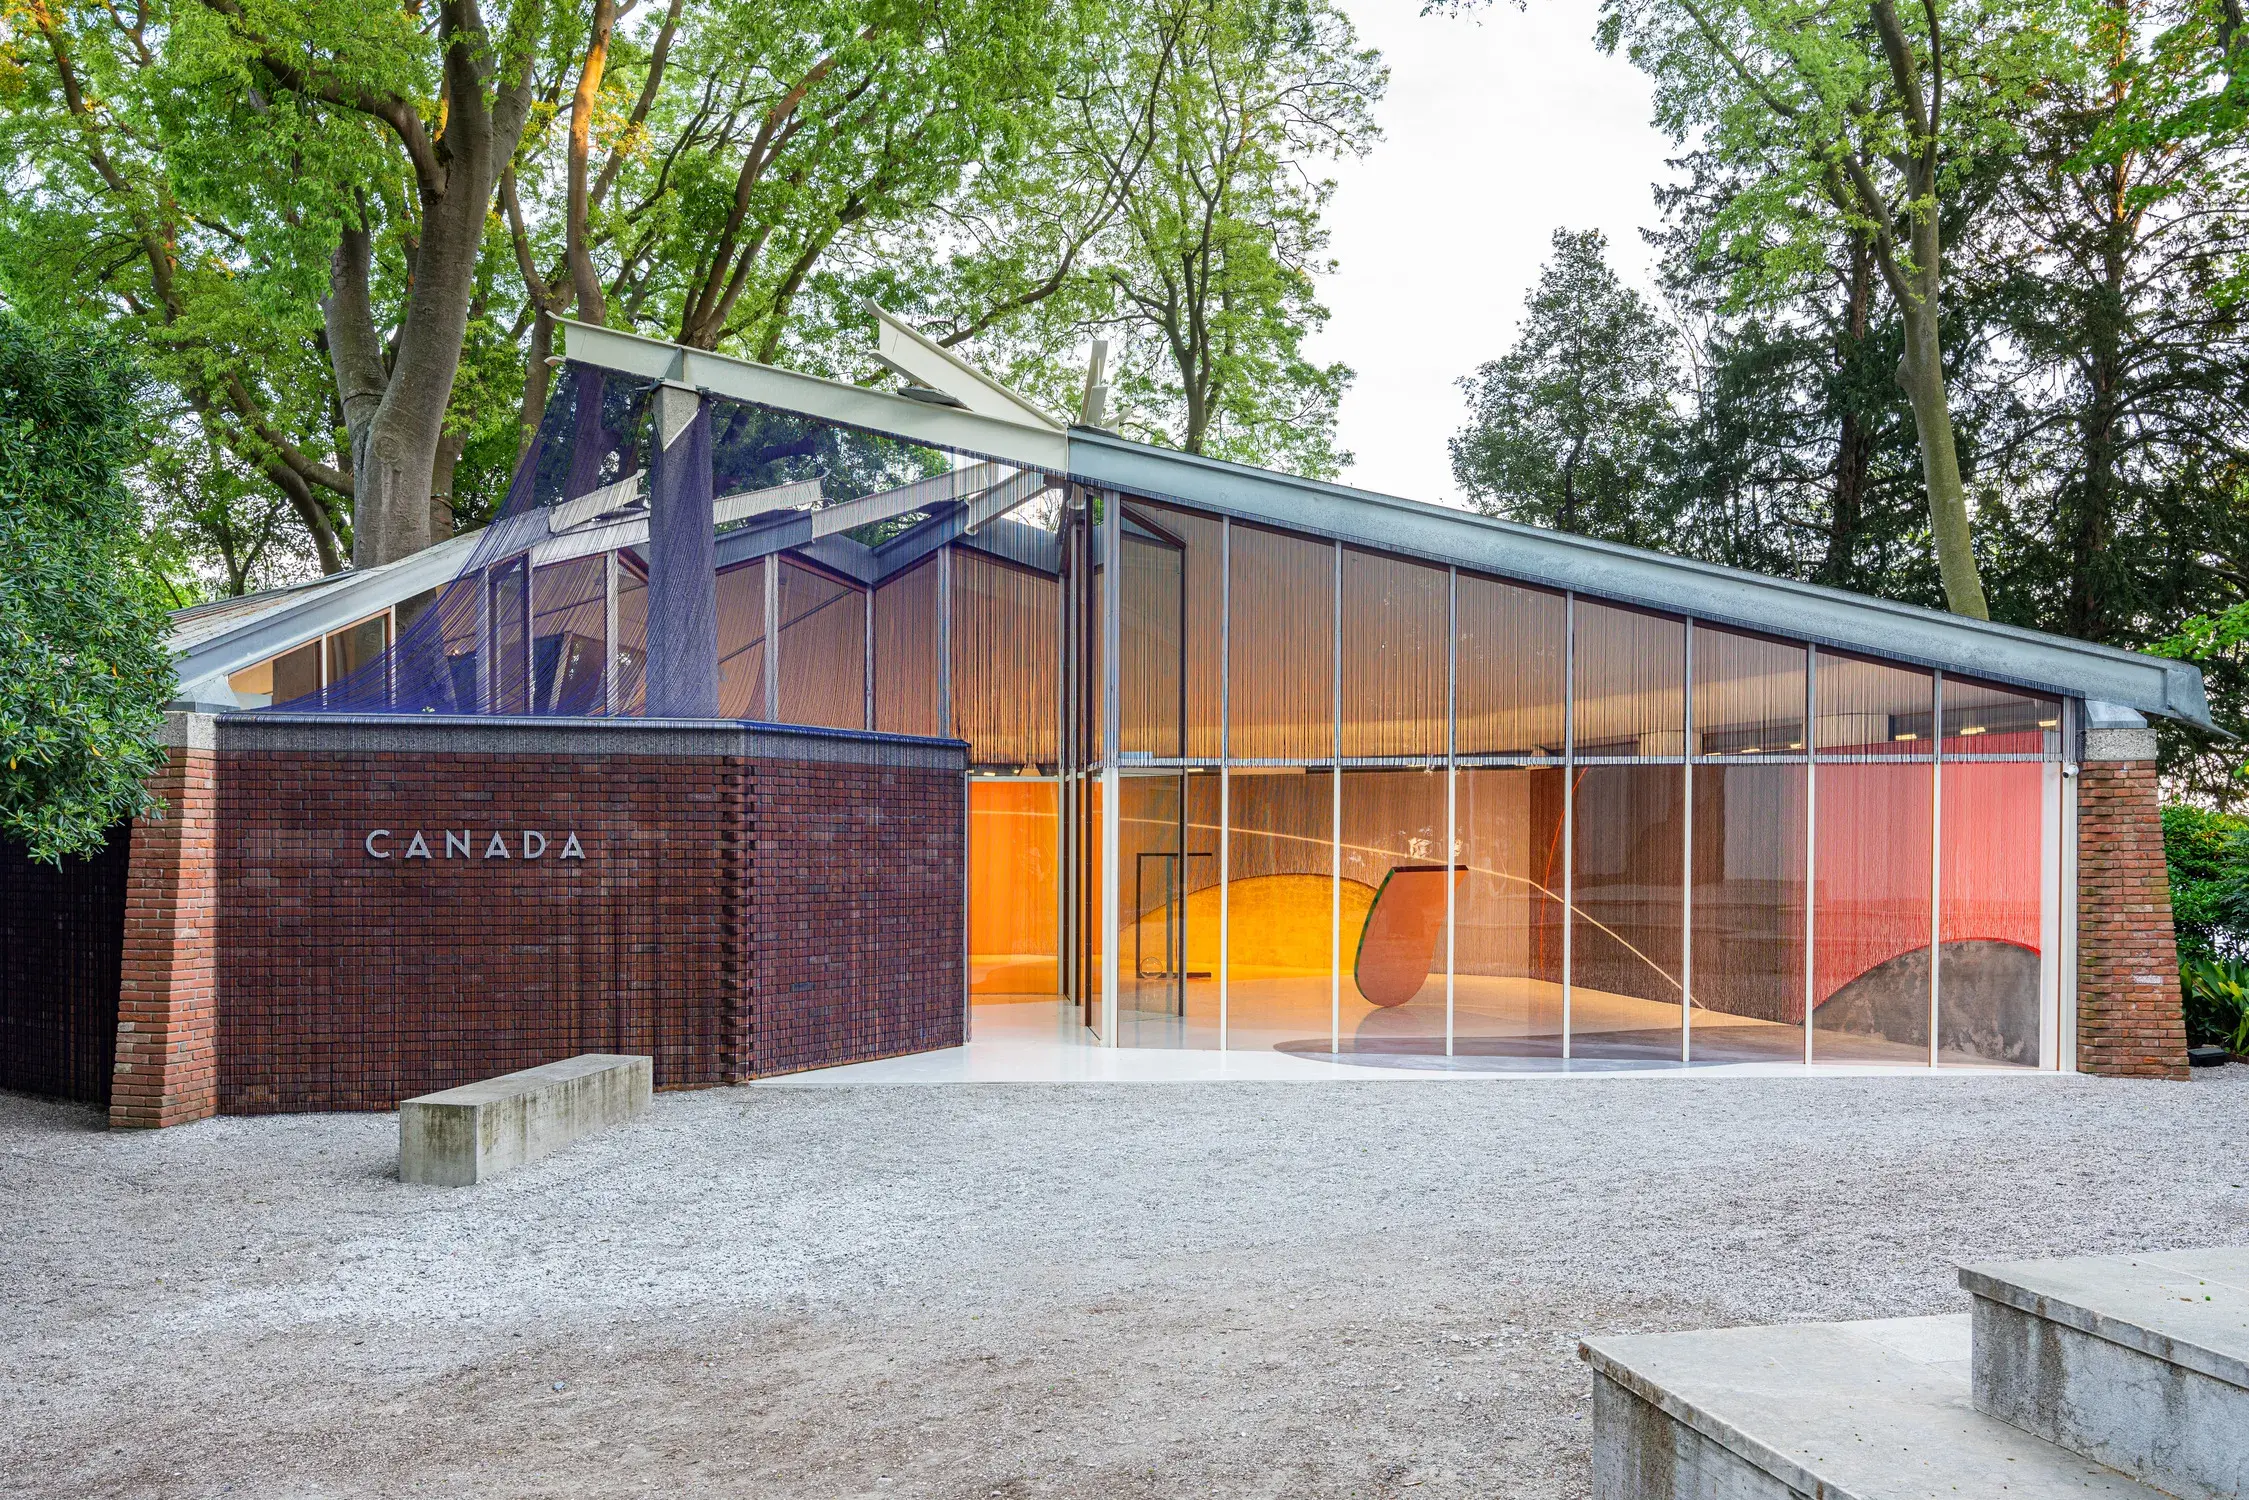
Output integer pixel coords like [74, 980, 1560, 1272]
[5, 1066, 2247, 1498]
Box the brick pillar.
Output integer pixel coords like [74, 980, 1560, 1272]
[2074, 707, 2189, 1080]
[110, 712, 221, 1127]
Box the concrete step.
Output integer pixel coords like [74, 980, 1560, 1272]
[1962, 1248, 2249, 1500]
[1581, 1314, 2168, 1499]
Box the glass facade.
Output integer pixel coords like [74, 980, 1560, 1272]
[1061, 502, 2065, 1066]
[240, 365, 2070, 1066]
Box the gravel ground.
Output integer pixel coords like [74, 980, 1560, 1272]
[5, 1066, 2248, 1499]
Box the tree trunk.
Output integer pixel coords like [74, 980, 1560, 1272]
[1820, 235, 1876, 589]
[327, 1, 535, 568]
[566, 0, 615, 326]
[1868, 0, 1989, 620]
[519, 306, 556, 463]
[430, 430, 466, 540]
[1895, 298, 1987, 618]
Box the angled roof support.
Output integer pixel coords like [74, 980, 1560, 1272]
[557, 319, 1069, 472]
[963, 469, 1052, 533]
[865, 302, 1066, 432]
[869, 472, 1057, 582]
[809, 461, 1008, 540]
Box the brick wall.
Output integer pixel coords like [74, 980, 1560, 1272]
[112, 714, 221, 1128]
[745, 759, 964, 1076]
[2076, 758, 2190, 1080]
[210, 717, 963, 1113]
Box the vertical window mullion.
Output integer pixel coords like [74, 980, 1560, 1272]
[1562, 593, 1576, 1061]
[1218, 517, 1231, 1052]
[1682, 620, 1695, 1065]
[1805, 644, 1818, 1067]
[1331, 538, 1342, 1056]
[1100, 491, 1121, 1045]
[763, 556, 781, 722]
[1445, 564, 1458, 1059]
[1930, 669, 1944, 1068]
[604, 551, 620, 717]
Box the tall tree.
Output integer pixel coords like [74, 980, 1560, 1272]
[1587, 0, 2071, 617]
[170, 0, 549, 566]
[909, 0, 1384, 476]
[0, 0, 356, 572]
[1451, 229, 1684, 544]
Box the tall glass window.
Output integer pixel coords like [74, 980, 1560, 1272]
[1813, 654, 1935, 1063]
[1340, 768, 1450, 1050]
[715, 559, 767, 719]
[1341, 550, 1447, 760]
[1689, 627, 1807, 1062]
[1119, 517, 1181, 757]
[1115, 772, 1221, 1046]
[954, 550, 1061, 770]
[778, 559, 867, 730]
[874, 558, 941, 738]
[1937, 676, 2060, 1068]
[1574, 600, 1686, 758]
[1456, 574, 1565, 756]
[969, 779, 1060, 997]
[1224, 768, 1336, 1052]
[1166, 506, 1227, 760]
[616, 553, 648, 715]
[1570, 601, 1686, 1059]
[489, 556, 530, 714]
[530, 556, 606, 715]
[1228, 526, 1334, 762]
[1452, 767, 1567, 1055]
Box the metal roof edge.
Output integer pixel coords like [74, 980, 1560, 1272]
[168, 532, 482, 691]
[1064, 428, 2212, 728]
[557, 320, 1070, 474]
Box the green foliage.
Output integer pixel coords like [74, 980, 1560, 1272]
[905, 0, 1384, 477]
[1450, 229, 1684, 543]
[1439, 0, 2249, 793]
[0, 312, 174, 862]
[2179, 956, 2249, 1052]
[3, 0, 1379, 577]
[2162, 803, 2249, 960]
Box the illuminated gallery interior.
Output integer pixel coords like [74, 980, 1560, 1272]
[185, 316, 2211, 1073]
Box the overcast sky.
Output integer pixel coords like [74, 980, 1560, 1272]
[1309, 0, 1678, 505]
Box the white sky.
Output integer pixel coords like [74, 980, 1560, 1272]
[1310, 0, 1679, 505]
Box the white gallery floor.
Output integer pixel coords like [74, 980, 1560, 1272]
[760, 996, 2062, 1086]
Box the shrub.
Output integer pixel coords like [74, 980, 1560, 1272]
[0, 312, 173, 861]
[2180, 957, 2249, 1053]
[2163, 803, 2249, 965]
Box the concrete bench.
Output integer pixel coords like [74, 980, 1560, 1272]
[398, 1054, 652, 1186]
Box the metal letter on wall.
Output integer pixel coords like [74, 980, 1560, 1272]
[644, 385, 719, 718]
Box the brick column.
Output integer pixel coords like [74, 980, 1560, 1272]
[2074, 707, 2189, 1080]
[110, 712, 220, 1127]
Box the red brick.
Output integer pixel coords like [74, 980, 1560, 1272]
[2075, 759, 2189, 1080]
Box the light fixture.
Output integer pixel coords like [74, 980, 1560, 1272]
[1895, 732, 1919, 741]
[2037, 718, 2059, 728]
[1959, 724, 1986, 736]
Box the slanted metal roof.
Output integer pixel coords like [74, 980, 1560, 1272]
[167, 532, 481, 708]
[1065, 430, 2211, 727]
[166, 319, 2210, 727]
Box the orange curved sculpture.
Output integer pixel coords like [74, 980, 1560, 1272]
[1353, 865, 1468, 1007]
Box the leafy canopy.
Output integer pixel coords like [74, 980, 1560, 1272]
[0, 311, 174, 862]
